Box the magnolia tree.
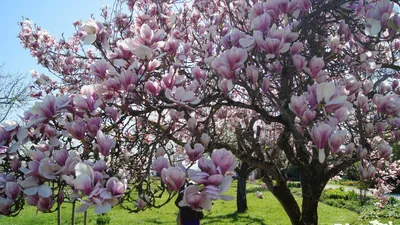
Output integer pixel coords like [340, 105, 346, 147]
[0, 0, 400, 224]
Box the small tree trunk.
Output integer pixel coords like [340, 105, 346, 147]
[236, 162, 252, 213]
[236, 174, 248, 213]
[84, 211, 87, 225]
[57, 205, 61, 225]
[71, 201, 76, 225]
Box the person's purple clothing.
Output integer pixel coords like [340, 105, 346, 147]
[183, 219, 200, 225]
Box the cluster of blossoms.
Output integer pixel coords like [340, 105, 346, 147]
[1, 0, 400, 224]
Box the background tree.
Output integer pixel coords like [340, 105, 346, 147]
[0, 65, 30, 122]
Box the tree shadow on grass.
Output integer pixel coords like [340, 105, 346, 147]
[202, 212, 267, 225]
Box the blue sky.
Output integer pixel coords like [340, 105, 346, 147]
[0, 0, 114, 120]
[0, 0, 113, 75]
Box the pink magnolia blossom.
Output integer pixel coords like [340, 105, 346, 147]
[5, 182, 20, 200]
[222, 29, 246, 49]
[187, 117, 197, 132]
[165, 87, 201, 105]
[79, 20, 103, 45]
[192, 67, 207, 83]
[96, 130, 116, 157]
[254, 31, 290, 57]
[360, 162, 375, 180]
[106, 177, 125, 196]
[375, 121, 388, 135]
[328, 131, 347, 154]
[334, 107, 350, 123]
[291, 42, 304, 54]
[251, 13, 271, 33]
[65, 118, 86, 140]
[151, 157, 169, 175]
[119, 70, 138, 91]
[357, 146, 368, 159]
[155, 147, 165, 157]
[198, 157, 218, 175]
[315, 81, 347, 113]
[256, 191, 264, 199]
[218, 79, 234, 95]
[178, 185, 212, 211]
[249, 174, 255, 184]
[132, 44, 153, 60]
[134, 194, 149, 209]
[261, 182, 267, 190]
[373, 94, 400, 115]
[292, 54, 306, 71]
[161, 167, 186, 191]
[345, 143, 355, 156]
[304, 56, 325, 79]
[211, 47, 248, 80]
[310, 123, 334, 163]
[38, 158, 63, 180]
[262, 77, 270, 94]
[185, 142, 205, 162]
[377, 142, 392, 159]
[73, 86, 102, 112]
[145, 80, 161, 96]
[246, 65, 259, 84]
[201, 133, 211, 147]
[211, 149, 238, 175]
[289, 95, 307, 118]
[365, 123, 374, 137]
[90, 59, 109, 80]
[0, 198, 13, 215]
[32, 95, 70, 119]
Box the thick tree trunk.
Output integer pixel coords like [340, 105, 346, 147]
[299, 168, 328, 225]
[236, 162, 252, 213]
[300, 193, 319, 225]
[268, 181, 302, 225]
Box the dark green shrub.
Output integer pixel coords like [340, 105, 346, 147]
[96, 214, 111, 225]
[287, 181, 301, 188]
[342, 162, 361, 180]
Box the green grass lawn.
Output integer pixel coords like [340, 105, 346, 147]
[0, 182, 396, 225]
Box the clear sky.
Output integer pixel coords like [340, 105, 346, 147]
[0, 0, 113, 75]
[0, 0, 114, 120]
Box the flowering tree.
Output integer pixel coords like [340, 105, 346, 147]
[1, 0, 400, 225]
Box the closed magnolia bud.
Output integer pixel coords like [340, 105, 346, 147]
[187, 117, 197, 132]
[375, 121, 388, 135]
[363, 80, 373, 94]
[365, 123, 374, 137]
[262, 77, 270, 94]
[246, 65, 259, 84]
[357, 145, 368, 158]
[292, 54, 306, 71]
[11, 157, 20, 172]
[345, 143, 355, 156]
[392, 80, 399, 89]
[378, 142, 392, 159]
[58, 190, 64, 205]
[201, 133, 211, 147]
[155, 147, 165, 157]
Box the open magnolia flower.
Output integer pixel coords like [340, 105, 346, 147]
[79, 20, 103, 45]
